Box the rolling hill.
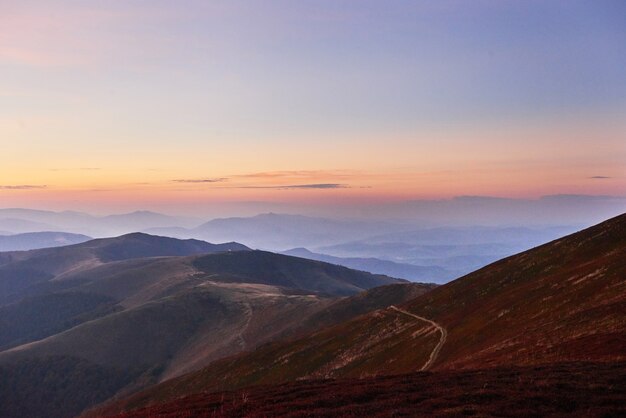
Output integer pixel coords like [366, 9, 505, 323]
[0, 233, 425, 418]
[0, 232, 92, 252]
[0, 233, 248, 305]
[96, 213, 626, 416]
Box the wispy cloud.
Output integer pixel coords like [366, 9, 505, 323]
[49, 167, 101, 171]
[0, 185, 47, 190]
[239, 183, 349, 190]
[173, 178, 228, 183]
[233, 170, 359, 179]
[589, 176, 611, 179]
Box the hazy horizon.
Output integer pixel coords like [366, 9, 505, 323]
[0, 193, 624, 227]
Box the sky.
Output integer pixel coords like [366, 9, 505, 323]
[1, 0, 625, 216]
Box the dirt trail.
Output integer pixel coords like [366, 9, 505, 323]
[235, 301, 253, 350]
[390, 305, 447, 371]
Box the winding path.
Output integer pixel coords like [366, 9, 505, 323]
[389, 305, 447, 371]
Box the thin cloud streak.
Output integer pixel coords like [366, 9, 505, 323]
[589, 176, 612, 179]
[232, 170, 360, 179]
[0, 185, 47, 190]
[49, 167, 101, 171]
[238, 183, 349, 190]
[173, 178, 228, 183]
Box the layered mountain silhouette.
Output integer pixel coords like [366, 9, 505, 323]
[146, 213, 408, 250]
[0, 231, 92, 252]
[282, 247, 454, 283]
[2, 209, 586, 282]
[94, 213, 626, 417]
[0, 209, 200, 236]
[0, 233, 423, 418]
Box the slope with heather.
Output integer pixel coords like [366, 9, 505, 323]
[97, 214, 626, 415]
[0, 282, 429, 418]
[111, 362, 626, 418]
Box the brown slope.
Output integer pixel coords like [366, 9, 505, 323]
[95, 213, 626, 416]
[112, 362, 626, 418]
[402, 212, 626, 370]
[83, 282, 432, 417]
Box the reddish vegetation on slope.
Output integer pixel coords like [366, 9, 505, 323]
[402, 213, 626, 370]
[91, 214, 626, 417]
[111, 362, 626, 418]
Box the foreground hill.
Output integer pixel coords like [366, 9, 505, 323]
[98, 213, 626, 415]
[110, 362, 626, 418]
[0, 233, 423, 418]
[0, 283, 428, 418]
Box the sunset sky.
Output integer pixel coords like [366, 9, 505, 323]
[1, 1, 625, 215]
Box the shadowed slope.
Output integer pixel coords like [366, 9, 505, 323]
[0, 232, 426, 418]
[192, 250, 404, 296]
[0, 233, 249, 305]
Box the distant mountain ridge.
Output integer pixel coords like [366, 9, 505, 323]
[0, 232, 92, 252]
[282, 247, 454, 283]
[147, 213, 583, 281]
[1, 209, 587, 283]
[0, 208, 200, 236]
[146, 212, 410, 250]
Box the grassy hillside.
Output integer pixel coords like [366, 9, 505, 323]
[192, 250, 403, 296]
[109, 362, 626, 418]
[0, 233, 249, 305]
[402, 212, 626, 369]
[0, 356, 141, 418]
[0, 231, 427, 418]
[1, 283, 430, 418]
[0, 292, 119, 350]
[97, 214, 626, 415]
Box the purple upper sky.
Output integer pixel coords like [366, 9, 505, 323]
[1, 1, 624, 216]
